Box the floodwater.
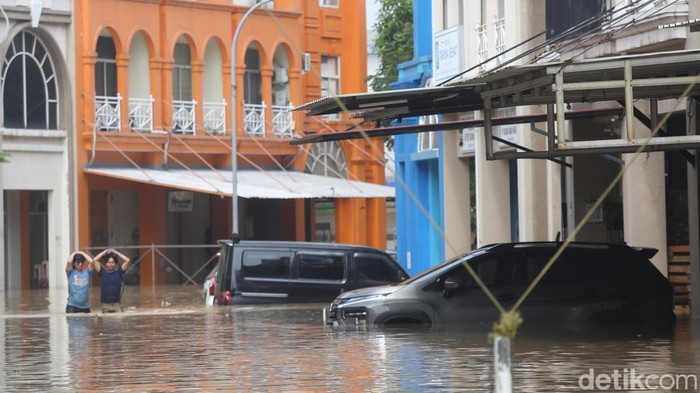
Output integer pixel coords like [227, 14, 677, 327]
[1, 285, 699, 392]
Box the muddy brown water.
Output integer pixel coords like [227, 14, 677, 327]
[1, 286, 698, 392]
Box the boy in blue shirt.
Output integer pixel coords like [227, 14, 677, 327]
[93, 248, 131, 313]
[65, 251, 94, 313]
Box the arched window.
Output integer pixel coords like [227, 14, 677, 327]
[305, 141, 348, 178]
[2, 31, 58, 129]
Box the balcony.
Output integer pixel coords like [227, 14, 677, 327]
[173, 100, 196, 135]
[476, 24, 488, 72]
[204, 100, 227, 136]
[95, 94, 121, 131]
[129, 96, 154, 133]
[272, 104, 294, 138]
[244, 102, 266, 137]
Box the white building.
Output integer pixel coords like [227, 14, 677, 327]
[0, 0, 74, 295]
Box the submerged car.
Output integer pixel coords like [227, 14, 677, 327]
[327, 242, 676, 328]
[213, 240, 409, 305]
[202, 261, 219, 306]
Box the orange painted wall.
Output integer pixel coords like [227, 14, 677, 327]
[74, 0, 386, 280]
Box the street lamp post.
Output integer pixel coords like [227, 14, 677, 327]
[231, 0, 273, 236]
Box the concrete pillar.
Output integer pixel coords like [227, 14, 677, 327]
[622, 111, 668, 275]
[687, 98, 700, 318]
[518, 109, 551, 241]
[5, 192, 21, 290]
[442, 130, 471, 258]
[685, 0, 700, 321]
[476, 129, 511, 246]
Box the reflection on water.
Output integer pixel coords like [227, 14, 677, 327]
[1, 286, 698, 392]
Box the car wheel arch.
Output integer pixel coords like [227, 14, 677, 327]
[375, 310, 432, 326]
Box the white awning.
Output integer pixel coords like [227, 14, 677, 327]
[84, 167, 394, 199]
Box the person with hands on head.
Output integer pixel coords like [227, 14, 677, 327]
[65, 251, 94, 313]
[93, 248, 131, 313]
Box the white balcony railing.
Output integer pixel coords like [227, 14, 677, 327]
[493, 18, 506, 65]
[272, 103, 294, 138]
[204, 100, 227, 135]
[129, 96, 154, 133]
[172, 99, 196, 135]
[95, 94, 121, 131]
[244, 102, 266, 137]
[476, 24, 488, 72]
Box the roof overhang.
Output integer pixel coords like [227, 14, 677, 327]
[293, 49, 700, 159]
[84, 167, 394, 199]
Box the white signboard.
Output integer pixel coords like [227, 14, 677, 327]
[168, 191, 194, 212]
[433, 25, 464, 85]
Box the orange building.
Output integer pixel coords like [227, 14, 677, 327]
[73, 0, 390, 286]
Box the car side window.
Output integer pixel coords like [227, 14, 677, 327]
[297, 252, 345, 281]
[241, 250, 290, 279]
[354, 252, 405, 286]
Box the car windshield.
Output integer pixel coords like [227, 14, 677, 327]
[401, 249, 483, 285]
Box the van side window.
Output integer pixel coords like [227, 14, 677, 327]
[242, 251, 290, 279]
[297, 252, 344, 281]
[355, 252, 403, 286]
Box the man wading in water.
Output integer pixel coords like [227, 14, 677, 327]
[93, 248, 131, 313]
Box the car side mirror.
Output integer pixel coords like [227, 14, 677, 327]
[442, 276, 464, 298]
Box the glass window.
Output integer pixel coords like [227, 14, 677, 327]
[305, 141, 348, 178]
[95, 36, 117, 97]
[320, 0, 339, 8]
[244, 47, 262, 105]
[173, 43, 192, 101]
[241, 250, 290, 279]
[321, 55, 340, 120]
[297, 252, 344, 281]
[355, 253, 404, 285]
[2, 31, 59, 129]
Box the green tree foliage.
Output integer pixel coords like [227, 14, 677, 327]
[367, 0, 413, 92]
[0, 152, 8, 163]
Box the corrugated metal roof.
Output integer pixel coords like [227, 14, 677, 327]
[84, 167, 394, 199]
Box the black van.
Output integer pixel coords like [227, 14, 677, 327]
[212, 240, 409, 305]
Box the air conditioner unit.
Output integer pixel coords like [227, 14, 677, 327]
[301, 53, 312, 73]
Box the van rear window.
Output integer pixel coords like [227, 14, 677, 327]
[242, 251, 290, 279]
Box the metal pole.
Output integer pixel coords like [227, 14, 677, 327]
[231, 0, 273, 235]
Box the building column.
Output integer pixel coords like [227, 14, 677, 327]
[260, 66, 273, 136]
[116, 54, 131, 132]
[139, 188, 168, 286]
[442, 130, 471, 258]
[475, 130, 511, 246]
[518, 112, 551, 241]
[3, 192, 21, 290]
[622, 108, 668, 275]
[191, 61, 204, 134]
[160, 59, 174, 131]
[686, 98, 700, 318]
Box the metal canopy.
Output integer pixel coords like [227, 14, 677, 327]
[84, 167, 395, 199]
[293, 49, 700, 159]
[293, 84, 484, 121]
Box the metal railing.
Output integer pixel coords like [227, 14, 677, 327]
[172, 99, 197, 134]
[243, 102, 266, 136]
[86, 244, 220, 287]
[476, 24, 488, 72]
[95, 94, 122, 131]
[129, 96, 154, 132]
[493, 18, 506, 65]
[204, 100, 227, 135]
[272, 103, 294, 137]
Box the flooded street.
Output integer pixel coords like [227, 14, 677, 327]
[1, 286, 699, 392]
